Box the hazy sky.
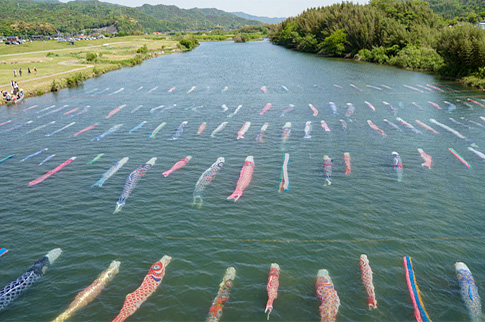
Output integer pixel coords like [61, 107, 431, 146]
[66, 0, 369, 18]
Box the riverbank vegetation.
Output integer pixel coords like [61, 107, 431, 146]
[0, 36, 181, 97]
[269, 0, 485, 89]
[0, 24, 267, 100]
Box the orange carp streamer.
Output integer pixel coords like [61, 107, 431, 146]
[112, 256, 171, 322]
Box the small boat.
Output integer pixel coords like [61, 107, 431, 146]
[2, 89, 24, 104]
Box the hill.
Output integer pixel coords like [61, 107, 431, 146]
[137, 4, 262, 31]
[0, 0, 262, 36]
[423, 0, 484, 19]
[231, 12, 286, 24]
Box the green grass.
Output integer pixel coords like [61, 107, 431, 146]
[0, 36, 180, 97]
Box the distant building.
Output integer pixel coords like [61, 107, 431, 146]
[478, 20, 485, 29]
[6, 36, 19, 42]
[31, 35, 44, 41]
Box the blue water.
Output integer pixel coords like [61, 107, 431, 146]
[0, 40, 484, 321]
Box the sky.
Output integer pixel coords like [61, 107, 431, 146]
[65, 0, 369, 18]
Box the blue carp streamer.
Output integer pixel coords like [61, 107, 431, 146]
[0, 248, 62, 312]
[114, 158, 156, 213]
[456, 262, 482, 322]
[193, 157, 225, 208]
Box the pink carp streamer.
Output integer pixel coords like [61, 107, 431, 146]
[344, 153, 351, 175]
[360, 255, 377, 309]
[404, 85, 424, 93]
[29, 157, 76, 186]
[260, 86, 268, 93]
[162, 156, 191, 177]
[367, 120, 386, 136]
[428, 101, 442, 110]
[197, 122, 207, 135]
[227, 156, 254, 201]
[426, 84, 444, 92]
[73, 123, 98, 137]
[105, 104, 126, 119]
[112, 256, 171, 322]
[415, 120, 439, 134]
[278, 153, 290, 192]
[309, 104, 319, 116]
[315, 269, 340, 322]
[256, 122, 269, 143]
[237, 122, 251, 139]
[265, 263, 280, 320]
[64, 108, 78, 115]
[417, 149, 432, 169]
[364, 101, 376, 112]
[350, 83, 363, 91]
[260, 103, 273, 115]
[320, 120, 331, 132]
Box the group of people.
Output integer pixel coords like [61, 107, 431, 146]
[1, 80, 23, 102]
[13, 67, 36, 77]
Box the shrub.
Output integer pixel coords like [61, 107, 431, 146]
[65, 72, 85, 87]
[234, 35, 245, 43]
[50, 80, 59, 92]
[85, 52, 97, 62]
[357, 46, 389, 64]
[388, 45, 444, 71]
[136, 44, 148, 54]
[179, 37, 199, 50]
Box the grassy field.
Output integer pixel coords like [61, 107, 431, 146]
[0, 36, 181, 98]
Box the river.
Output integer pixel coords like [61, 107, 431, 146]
[0, 39, 484, 321]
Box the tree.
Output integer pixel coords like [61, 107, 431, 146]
[320, 29, 347, 55]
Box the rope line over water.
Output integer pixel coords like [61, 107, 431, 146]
[7, 224, 485, 244]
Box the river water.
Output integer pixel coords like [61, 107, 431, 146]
[1, 40, 484, 321]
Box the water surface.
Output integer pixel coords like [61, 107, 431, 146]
[1, 40, 484, 321]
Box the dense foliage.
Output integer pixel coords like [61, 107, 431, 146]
[269, 0, 485, 84]
[423, 0, 484, 20]
[178, 36, 199, 50]
[0, 0, 262, 36]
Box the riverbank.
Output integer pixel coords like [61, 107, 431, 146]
[0, 36, 182, 101]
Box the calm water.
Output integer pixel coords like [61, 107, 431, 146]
[1, 40, 484, 321]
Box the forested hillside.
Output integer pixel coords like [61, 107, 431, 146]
[424, 0, 484, 19]
[0, 0, 261, 35]
[137, 4, 262, 31]
[269, 0, 485, 86]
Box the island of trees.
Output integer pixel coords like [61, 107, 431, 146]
[269, 0, 485, 88]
